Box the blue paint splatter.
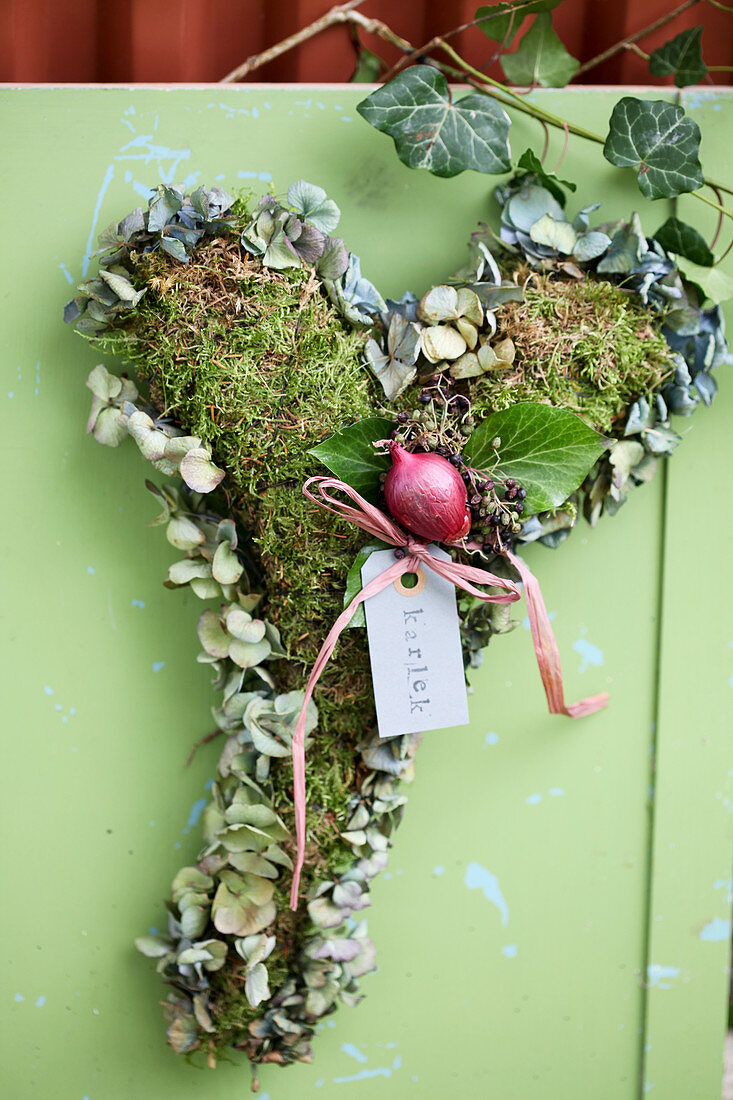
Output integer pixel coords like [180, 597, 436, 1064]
[114, 135, 190, 185]
[87, 566, 95, 575]
[433, 865, 445, 876]
[646, 963, 680, 989]
[700, 917, 731, 942]
[502, 944, 518, 958]
[35, 995, 46, 1007]
[204, 778, 214, 790]
[185, 798, 207, 830]
[572, 631, 604, 673]
[59, 263, 74, 285]
[341, 1043, 368, 1064]
[14, 993, 23, 1002]
[548, 788, 565, 797]
[152, 662, 165, 673]
[526, 793, 543, 805]
[44, 685, 53, 696]
[484, 731, 499, 746]
[82, 164, 115, 276]
[464, 863, 509, 926]
[237, 170, 273, 182]
[523, 612, 556, 629]
[334, 1058, 401, 1083]
[131, 599, 145, 609]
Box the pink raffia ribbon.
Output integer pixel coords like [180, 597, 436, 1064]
[288, 476, 608, 909]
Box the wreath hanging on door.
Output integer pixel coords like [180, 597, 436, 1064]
[64, 167, 727, 1079]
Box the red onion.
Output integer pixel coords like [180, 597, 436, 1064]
[384, 442, 471, 543]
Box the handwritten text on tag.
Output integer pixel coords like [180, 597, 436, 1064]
[361, 546, 469, 740]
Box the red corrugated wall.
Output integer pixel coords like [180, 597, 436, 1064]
[0, 0, 731, 84]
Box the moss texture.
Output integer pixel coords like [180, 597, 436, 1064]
[99, 237, 384, 901]
[471, 272, 672, 433]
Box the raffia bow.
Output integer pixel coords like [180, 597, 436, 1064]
[288, 476, 608, 909]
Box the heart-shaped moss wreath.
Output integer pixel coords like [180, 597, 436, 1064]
[65, 174, 727, 1081]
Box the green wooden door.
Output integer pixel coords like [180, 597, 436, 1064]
[1, 86, 730, 1100]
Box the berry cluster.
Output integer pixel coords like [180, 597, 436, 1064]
[388, 374, 474, 455]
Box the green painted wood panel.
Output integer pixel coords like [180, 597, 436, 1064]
[0, 86, 730, 1100]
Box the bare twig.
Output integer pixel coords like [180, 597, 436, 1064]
[553, 123, 570, 174]
[574, 0, 702, 77]
[220, 0, 368, 83]
[185, 728, 223, 768]
[623, 43, 651, 62]
[709, 184, 725, 249]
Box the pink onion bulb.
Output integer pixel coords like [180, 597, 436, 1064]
[384, 442, 471, 543]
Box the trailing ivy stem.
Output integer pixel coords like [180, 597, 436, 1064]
[691, 189, 733, 220]
[705, 180, 733, 198]
[709, 185, 725, 249]
[437, 40, 605, 144]
[438, 43, 733, 224]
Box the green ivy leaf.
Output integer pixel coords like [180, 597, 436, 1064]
[649, 27, 707, 88]
[464, 403, 609, 515]
[676, 258, 733, 304]
[500, 12, 579, 88]
[343, 540, 389, 628]
[654, 216, 714, 267]
[603, 97, 703, 199]
[356, 67, 511, 178]
[516, 148, 576, 206]
[309, 417, 393, 501]
[350, 45, 386, 83]
[475, 1, 562, 46]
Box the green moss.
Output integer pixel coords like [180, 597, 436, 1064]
[470, 274, 672, 433]
[99, 235, 382, 920]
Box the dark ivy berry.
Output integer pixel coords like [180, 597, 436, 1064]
[389, 429, 399, 439]
[461, 472, 471, 483]
[515, 502, 524, 514]
[449, 454, 462, 466]
[394, 548, 406, 560]
[471, 494, 482, 506]
[418, 391, 431, 405]
[505, 487, 517, 500]
[517, 487, 527, 500]
[490, 514, 502, 526]
[397, 411, 409, 423]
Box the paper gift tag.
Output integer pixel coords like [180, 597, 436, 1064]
[361, 546, 469, 740]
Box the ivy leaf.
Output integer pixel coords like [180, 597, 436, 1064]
[356, 67, 511, 178]
[500, 13, 579, 88]
[603, 97, 703, 200]
[309, 417, 394, 501]
[343, 541, 389, 628]
[464, 403, 609, 515]
[475, 1, 562, 46]
[676, 258, 733, 304]
[516, 148, 576, 206]
[649, 27, 707, 88]
[654, 216, 714, 267]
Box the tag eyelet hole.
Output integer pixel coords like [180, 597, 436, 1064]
[393, 568, 427, 596]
